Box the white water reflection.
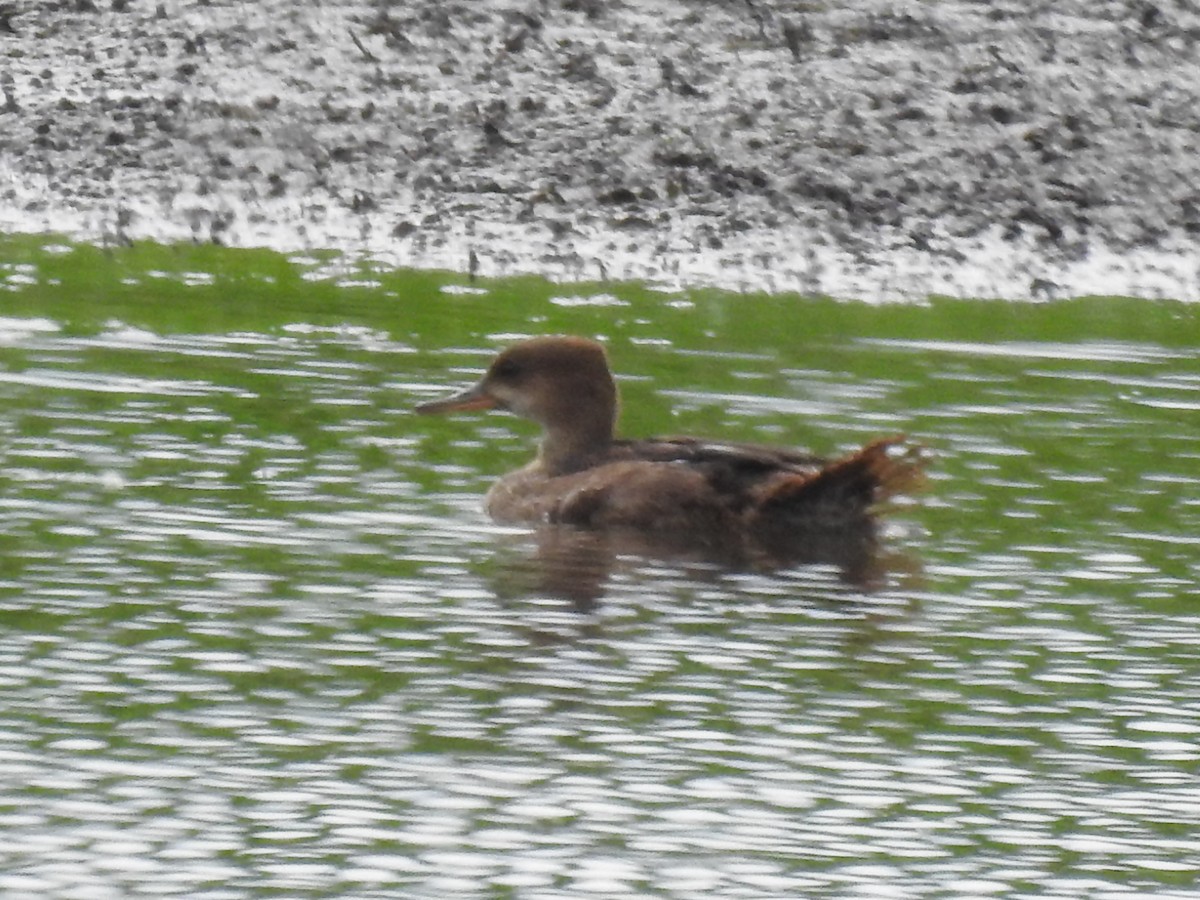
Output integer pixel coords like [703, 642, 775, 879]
[862, 337, 1189, 364]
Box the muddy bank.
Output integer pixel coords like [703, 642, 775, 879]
[2, 0, 1198, 300]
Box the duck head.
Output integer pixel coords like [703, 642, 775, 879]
[416, 336, 618, 472]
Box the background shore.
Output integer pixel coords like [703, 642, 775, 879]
[3, 0, 1198, 300]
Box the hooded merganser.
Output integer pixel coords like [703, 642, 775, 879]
[416, 336, 924, 544]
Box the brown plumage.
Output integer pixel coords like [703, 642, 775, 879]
[416, 336, 925, 555]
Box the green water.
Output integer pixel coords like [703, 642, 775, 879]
[1, 234, 1198, 898]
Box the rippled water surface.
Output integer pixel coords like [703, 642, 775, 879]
[2, 237, 1198, 898]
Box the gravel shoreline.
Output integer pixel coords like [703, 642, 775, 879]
[3, 0, 1199, 300]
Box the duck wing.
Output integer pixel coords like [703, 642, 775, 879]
[615, 436, 828, 473]
[614, 434, 925, 524]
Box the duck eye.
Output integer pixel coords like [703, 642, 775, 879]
[493, 359, 521, 380]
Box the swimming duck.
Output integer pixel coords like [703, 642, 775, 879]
[416, 336, 924, 549]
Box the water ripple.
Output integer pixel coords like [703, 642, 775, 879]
[1, 304, 1198, 898]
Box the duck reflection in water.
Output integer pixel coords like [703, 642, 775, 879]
[417, 336, 926, 607]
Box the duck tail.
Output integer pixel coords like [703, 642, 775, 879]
[856, 435, 929, 504]
[758, 435, 928, 527]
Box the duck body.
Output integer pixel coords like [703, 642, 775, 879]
[416, 336, 923, 553]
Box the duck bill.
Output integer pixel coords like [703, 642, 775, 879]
[414, 381, 498, 415]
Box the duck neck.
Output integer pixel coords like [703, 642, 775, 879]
[537, 418, 614, 475]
